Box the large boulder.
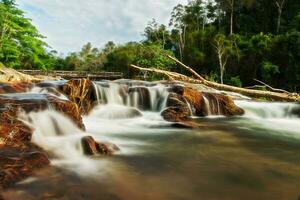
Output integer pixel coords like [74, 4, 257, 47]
[162, 93, 192, 122]
[162, 84, 244, 126]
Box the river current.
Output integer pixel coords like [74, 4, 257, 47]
[2, 81, 300, 200]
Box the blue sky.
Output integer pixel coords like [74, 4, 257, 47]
[16, 0, 187, 55]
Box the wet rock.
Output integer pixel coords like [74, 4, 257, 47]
[0, 93, 85, 131]
[161, 106, 191, 122]
[0, 144, 50, 188]
[168, 85, 204, 115]
[96, 142, 120, 155]
[81, 136, 98, 155]
[81, 136, 119, 156]
[128, 86, 151, 110]
[162, 84, 244, 126]
[182, 87, 204, 115]
[61, 79, 96, 114]
[0, 93, 86, 188]
[201, 92, 245, 116]
[0, 82, 32, 94]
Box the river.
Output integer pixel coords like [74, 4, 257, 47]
[2, 81, 300, 200]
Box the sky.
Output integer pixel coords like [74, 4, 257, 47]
[16, 0, 187, 55]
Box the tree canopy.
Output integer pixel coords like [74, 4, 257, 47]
[0, 0, 52, 69]
[1, 0, 300, 91]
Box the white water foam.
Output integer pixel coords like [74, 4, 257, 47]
[234, 100, 300, 136]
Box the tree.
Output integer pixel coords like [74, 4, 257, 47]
[104, 43, 175, 78]
[0, 0, 50, 69]
[170, 4, 187, 62]
[213, 34, 235, 84]
[275, 0, 286, 34]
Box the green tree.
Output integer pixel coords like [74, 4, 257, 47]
[0, 0, 50, 69]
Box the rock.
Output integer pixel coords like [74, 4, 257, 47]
[168, 85, 204, 115]
[0, 93, 85, 131]
[128, 86, 151, 110]
[0, 93, 87, 188]
[61, 79, 96, 114]
[81, 136, 119, 156]
[161, 106, 191, 122]
[0, 144, 50, 188]
[0, 82, 33, 94]
[0, 67, 41, 83]
[201, 92, 245, 116]
[81, 136, 98, 155]
[162, 84, 244, 126]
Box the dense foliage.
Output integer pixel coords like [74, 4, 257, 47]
[0, 0, 53, 69]
[0, 0, 300, 91]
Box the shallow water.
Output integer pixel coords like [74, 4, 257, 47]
[2, 82, 300, 200]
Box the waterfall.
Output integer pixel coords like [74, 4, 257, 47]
[235, 100, 300, 119]
[203, 95, 212, 115]
[19, 110, 85, 158]
[18, 110, 103, 174]
[93, 81, 169, 112]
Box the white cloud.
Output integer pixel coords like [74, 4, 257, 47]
[16, 0, 187, 54]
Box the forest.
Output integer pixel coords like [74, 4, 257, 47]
[0, 0, 300, 91]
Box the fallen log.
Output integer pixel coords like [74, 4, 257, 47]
[130, 64, 300, 102]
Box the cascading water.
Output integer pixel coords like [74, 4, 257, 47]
[235, 100, 299, 119]
[93, 81, 169, 112]
[233, 100, 300, 136]
[203, 95, 212, 115]
[5, 80, 300, 200]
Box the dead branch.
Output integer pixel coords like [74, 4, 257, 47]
[253, 78, 290, 94]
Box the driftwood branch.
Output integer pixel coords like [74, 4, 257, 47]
[130, 64, 300, 102]
[253, 79, 290, 94]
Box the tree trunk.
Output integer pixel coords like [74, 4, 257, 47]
[230, 0, 234, 35]
[275, 0, 285, 34]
